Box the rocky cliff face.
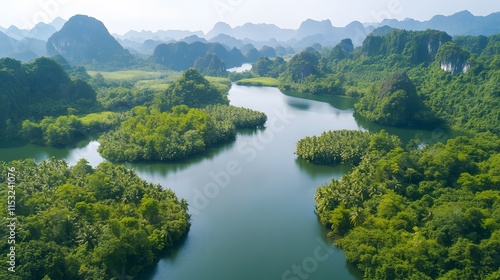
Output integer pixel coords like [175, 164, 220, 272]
[436, 42, 471, 75]
[440, 61, 470, 74]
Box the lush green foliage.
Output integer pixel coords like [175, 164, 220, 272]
[20, 112, 126, 146]
[362, 29, 452, 64]
[355, 73, 439, 127]
[296, 130, 400, 166]
[98, 103, 267, 162]
[252, 57, 286, 78]
[193, 54, 228, 77]
[203, 105, 267, 129]
[0, 57, 98, 139]
[0, 159, 190, 279]
[276, 50, 346, 96]
[314, 132, 500, 279]
[155, 69, 229, 111]
[246, 30, 498, 133]
[98, 106, 236, 162]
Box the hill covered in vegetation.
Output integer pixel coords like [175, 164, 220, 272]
[0, 57, 97, 139]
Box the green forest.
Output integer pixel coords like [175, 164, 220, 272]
[98, 104, 266, 162]
[296, 130, 400, 166]
[0, 57, 98, 139]
[308, 131, 500, 279]
[0, 159, 190, 280]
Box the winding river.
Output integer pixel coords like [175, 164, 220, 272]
[0, 84, 451, 279]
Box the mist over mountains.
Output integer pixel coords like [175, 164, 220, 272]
[0, 10, 499, 67]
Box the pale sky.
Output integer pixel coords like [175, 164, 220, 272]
[1, 0, 500, 35]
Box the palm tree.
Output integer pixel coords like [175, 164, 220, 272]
[349, 207, 366, 227]
[76, 223, 99, 250]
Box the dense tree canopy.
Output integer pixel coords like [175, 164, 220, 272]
[155, 69, 229, 111]
[20, 112, 126, 146]
[0, 159, 190, 279]
[0, 57, 98, 139]
[355, 73, 439, 127]
[193, 53, 227, 77]
[312, 132, 500, 279]
[296, 130, 400, 166]
[98, 104, 266, 162]
[252, 57, 286, 78]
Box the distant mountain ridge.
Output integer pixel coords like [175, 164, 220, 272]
[118, 10, 500, 54]
[377, 10, 500, 36]
[1, 10, 500, 65]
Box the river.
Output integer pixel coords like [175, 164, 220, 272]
[0, 84, 452, 280]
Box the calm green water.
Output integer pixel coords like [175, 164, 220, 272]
[0, 85, 454, 280]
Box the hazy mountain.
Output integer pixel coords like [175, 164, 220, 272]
[378, 10, 500, 36]
[0, 31, 47, 61]
[0, 31, 16, 55]
[115, 10, 500, 54]
[49, 17, 67, 31]
[47, 15, 134, 69]
[152, 41, 249, 70]
[296, 19, 334, 40]
[182, 35, 207, 44]
[118, 29, 204, 42]
[28, 22, 57, 41]
[5, 25, 28, 40]
[205, 19, 372, 48]
[206, 22, 233, 39]
[208, 34, 244, 49]
[0, 18, 63, 42]
[209, 22, 296, 42]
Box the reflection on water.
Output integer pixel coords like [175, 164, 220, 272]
[282, 90, 358, 111]
[295, 157, 351, 180]
[125, 140, 237, 179]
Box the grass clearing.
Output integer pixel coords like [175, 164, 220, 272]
[236, 77, 280, 87]
[87, 70, 168, 81]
